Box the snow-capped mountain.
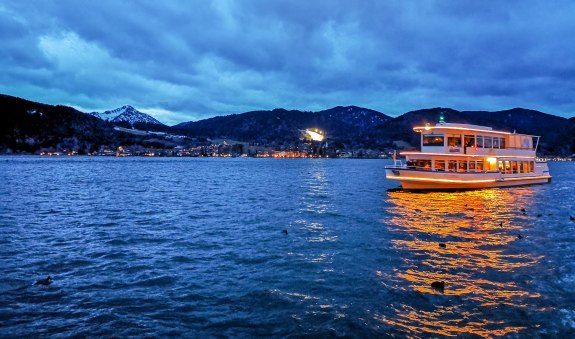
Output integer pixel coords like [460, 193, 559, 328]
[90, 105, 165, 126]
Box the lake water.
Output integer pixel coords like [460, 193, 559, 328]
[1, 157, 574, 337]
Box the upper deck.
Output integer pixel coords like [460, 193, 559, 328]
[411, 122, 540, 158]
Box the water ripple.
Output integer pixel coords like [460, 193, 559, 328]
[0, 157, 574, 337]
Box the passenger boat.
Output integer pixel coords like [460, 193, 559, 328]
[385, 115, 552, 190]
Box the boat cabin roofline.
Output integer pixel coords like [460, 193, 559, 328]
[413, 123, 540, 138]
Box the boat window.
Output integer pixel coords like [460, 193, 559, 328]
[458, 161, 467, 172]
[511, 161, 518, 174]
[469, 161, 476, 172]
[413, 159, 432, 170]
[476, 160, 484, 172]
[498, 161, 504, 173]
[524, 162, 527, 173]
[521, 136, 533, 149]
[476, 136, 484, 148]
[434, 160, 446, 171]
[529, 161, 534, 173]
[493, 137, 500, 149]
[447, 134, 462, 147]
[448, 160, 457, 172]
[500, 138, 506, 149]
[464, 135, 475, 147]
[484, 136, 493, 148]
[423, 134, 444, 146]
[519, 161, 524, 173]
[504, 161, 511, 174]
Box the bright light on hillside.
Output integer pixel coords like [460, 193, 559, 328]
[306, 129, 324, 141]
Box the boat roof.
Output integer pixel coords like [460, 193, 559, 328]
[413, 122, 540, 137]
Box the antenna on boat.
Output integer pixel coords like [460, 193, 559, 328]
[439, 112, 446, 124]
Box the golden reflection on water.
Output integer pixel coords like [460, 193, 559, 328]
[380, 188, 542, 337]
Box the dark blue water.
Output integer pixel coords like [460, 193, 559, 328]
[1, 157, 574, 337]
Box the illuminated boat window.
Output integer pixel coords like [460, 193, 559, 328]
[448, 160, 457, 172]
[512, 161, 518, 174]
[486, 157, 498, 171]
[411, 159, 432, 170]
[434, 159, 446, 171]
[504, 161, 511, 174]
[476, 160, 485, 172]
[469, 161, 476, 172]
[458, 161, 467, 172]
[422, 134, 444, 146]
[447, 134, 462, 147]
[464, 135, 475, 147]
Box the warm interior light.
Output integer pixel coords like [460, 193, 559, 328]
[487, 157, 497, 164]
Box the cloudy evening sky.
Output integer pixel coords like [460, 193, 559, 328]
[1, 0, 574, 125]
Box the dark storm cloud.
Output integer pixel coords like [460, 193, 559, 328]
[1, 0, 574, 124]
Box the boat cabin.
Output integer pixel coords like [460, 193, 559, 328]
[400, 122, 541, 175]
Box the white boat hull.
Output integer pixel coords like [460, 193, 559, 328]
[385, 168, 551, 190]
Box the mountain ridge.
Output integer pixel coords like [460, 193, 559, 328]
[174, 105, 392, 145]
[1, 93, 574, 156]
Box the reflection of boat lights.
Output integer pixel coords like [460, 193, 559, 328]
[380, 188, 542, 337]
[306, 129, 324, 141]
